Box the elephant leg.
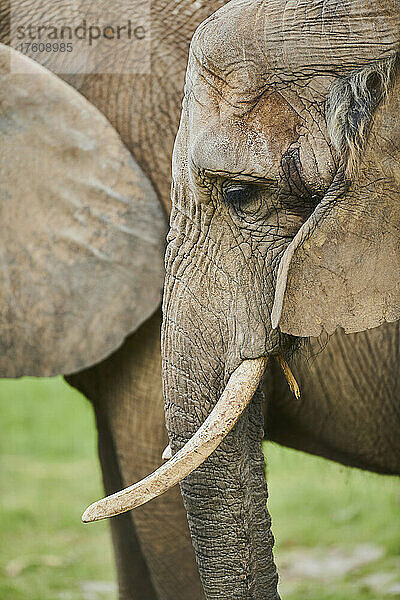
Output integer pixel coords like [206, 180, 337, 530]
[95, 408, 158, 600]
[67, 309, 203, 600]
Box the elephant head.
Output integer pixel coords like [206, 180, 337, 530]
[84, 0, 400, 598]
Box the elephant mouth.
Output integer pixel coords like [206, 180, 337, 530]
[82, 354, 299, 523]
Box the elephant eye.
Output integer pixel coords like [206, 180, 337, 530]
[223, 184, 254, 209]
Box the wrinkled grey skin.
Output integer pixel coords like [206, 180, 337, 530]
[162, 0, 400, 598]
[2, 0, 400, 598]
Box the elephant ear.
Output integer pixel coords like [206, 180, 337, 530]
[0, 45, 166, 377]
[272, 64, 400, 338]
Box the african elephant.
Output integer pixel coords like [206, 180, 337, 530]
[81, 0, 400, 597]
[1, 0, 400, 599]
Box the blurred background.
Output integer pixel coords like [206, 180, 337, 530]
[0, 377, 399, 600]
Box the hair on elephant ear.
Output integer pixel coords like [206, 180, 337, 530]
[326, 54, 399, 175]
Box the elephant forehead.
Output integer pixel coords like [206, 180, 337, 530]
[190, 0, 399, 85]
[189, 89, 301, 176]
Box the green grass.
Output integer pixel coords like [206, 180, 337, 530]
[266, 444, 400, 599]
[0, 377, 114, 600]
[0, 377, 399, 599]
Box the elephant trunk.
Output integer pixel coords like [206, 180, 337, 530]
[161, 300, 280, 600]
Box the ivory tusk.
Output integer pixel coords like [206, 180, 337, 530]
[162, 444, 172, 460]
[82, 356, 268, 523]
[275, 355, 301, 399]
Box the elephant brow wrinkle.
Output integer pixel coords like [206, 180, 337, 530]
[202, 168, 278, 187]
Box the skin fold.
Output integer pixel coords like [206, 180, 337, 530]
[1, 0, 399, 598]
